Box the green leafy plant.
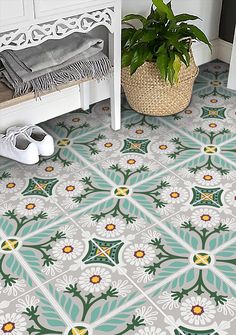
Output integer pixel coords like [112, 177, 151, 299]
[122, 0, 211, 85]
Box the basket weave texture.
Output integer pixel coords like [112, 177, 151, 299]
[122, 56, 199, 116]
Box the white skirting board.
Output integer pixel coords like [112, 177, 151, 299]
[192, 38, 233, 66]
[0, 79, 110, 133]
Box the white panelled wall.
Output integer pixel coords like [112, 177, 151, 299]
[121, 0, 223, 66]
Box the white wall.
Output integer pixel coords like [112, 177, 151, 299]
[122, 0, 223, 42]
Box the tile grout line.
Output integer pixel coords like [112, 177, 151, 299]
[128, 197, 194, 253]
[43, 106, 137, 147]
[212, 230, 236, 255]
[92, 265, 192, 331]
[217, 152, 236, 168]
[0, 206, 186, 335]
[218, 134, 236, 147]
[130, 150, 203, 189]
[11, 249, 75, 328]
[86, 234, 189, 335]
[159, 116, 205, 146]
[211, 266, 236, 291]
[20, 195, 113, 241]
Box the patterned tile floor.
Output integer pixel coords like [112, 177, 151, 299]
[0, 60, 236, 335]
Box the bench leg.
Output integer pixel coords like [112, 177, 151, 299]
[109, 2, 121, 131]
[80, 81, 90, 111]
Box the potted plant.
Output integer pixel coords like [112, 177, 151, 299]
[121, 0, 211, 116]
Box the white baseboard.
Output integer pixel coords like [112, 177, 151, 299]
[192, 38, 233, 66]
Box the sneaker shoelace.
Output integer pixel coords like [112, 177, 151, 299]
[3, 126, 34, 145]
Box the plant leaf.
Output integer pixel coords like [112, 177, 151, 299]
[187, 24, 212, 49]
[122, 50, 135, 68]
[174, 14, 200, 23]
[173, 55, 181, 83]
[152, 0, 174, 20]
[130, 47, 152, 74]
[156, 45, 169, 80]
[122, 14, 147, 26]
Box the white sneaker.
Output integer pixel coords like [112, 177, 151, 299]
[0, 131, 39, 165]
[7, 125, 54, 156]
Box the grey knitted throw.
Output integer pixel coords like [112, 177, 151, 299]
[0, 33, 112, 97]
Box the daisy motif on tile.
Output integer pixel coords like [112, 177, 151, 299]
[37, 161, 62, 177]
[160, 186, 189, 204]
[135, 306, 158, 326]
[0, 313, 27, 335]
[157, 291, 180, 310]
[191, 208, 221, 228]
[111, 279, 132, 297]
[134, 327, 167, 335]
[52, 239, 84, 261]
[217, 298, 236, 316]
[96, 217, 126, 238]
[151, 140, 176, 155]
[225, 190, 236, 208]
[55, 274, 78, 292]
[58, 225, 78, 238]
[56, 180, 84, 198]
[16, 295, 39, 313]
[16, 197, 44, 217]
[42, 260, 63, 277]
[0, 177, 25, 195]
[202, 120, 224, 133]
[119, 155, 144, 170]
[3, 279, 26, 297]
[180, 296, 216, 326]
[128, 125, 151, 139]
[195, 169, 222, 186]
[78, 267, 112, 293]
[96, 138, 121, 153]
[123, 243, 155, 266]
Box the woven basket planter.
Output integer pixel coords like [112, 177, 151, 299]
[122, 55, 199, 116]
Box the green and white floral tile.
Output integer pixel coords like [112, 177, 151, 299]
[0, 163, 51, 206]
[0, 192, 65, 238]
[0, 248, 35, 302]
[31, 166, 114, 214]
[41, 100, 111, 139]
[37, 138, 87, 168]
[0, 289, 70, 335]
[194, 60, 236, 99]
[219, 137, 236, 166]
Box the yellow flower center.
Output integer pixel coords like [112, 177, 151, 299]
[45, 166, 54, 172]
[159, 145, 168, 150]
[135, 129, 144, 134]
[66, 185, 75, 192]
[105, 224, 116, 231]
[72, 117, 80, 122]
[90, 275, 101, 284]
[127, 159, 136, 165]
[210, 99, 218, 103]
[203, 175, 213, 181]
[104, 142, 113, 148]
[209, 123, 217, 128]
[26, 203, 36, 210]
[134, 250, 145, 258]
[63, 245, 73, 254]
[170, 192, 180, 199]
[2, 322, 15, 332]
[6, 182, 16, 189]
[201, 214, 211, 222]
[192, 305, 204, 315]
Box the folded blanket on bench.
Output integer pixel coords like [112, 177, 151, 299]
[0, 32, 112, 97]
